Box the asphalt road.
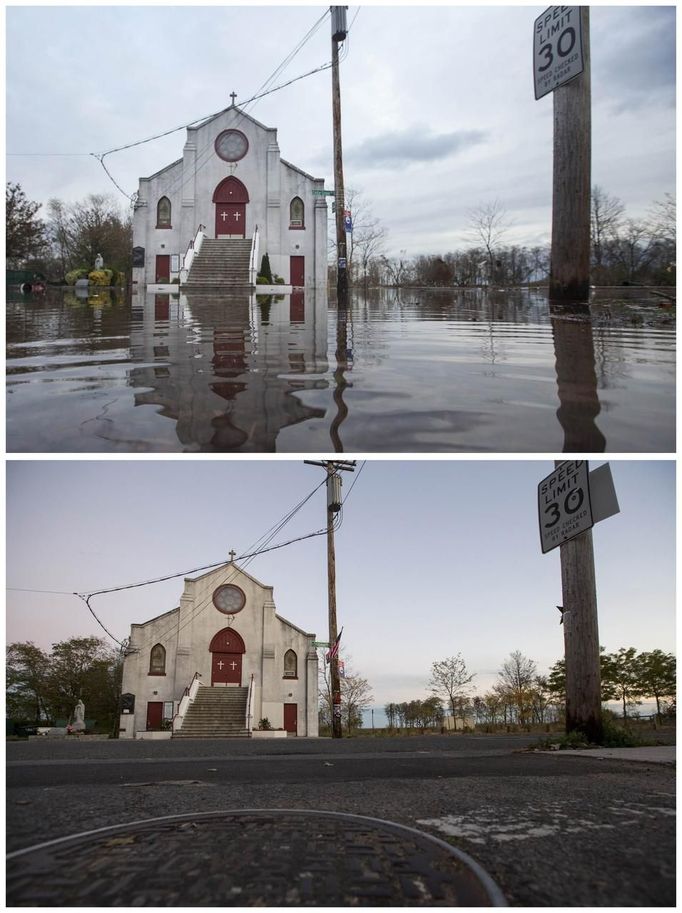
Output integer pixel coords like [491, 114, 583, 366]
[6, 733, 676, 906]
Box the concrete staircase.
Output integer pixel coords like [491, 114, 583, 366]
[184, 239, 253, 289]
[173, 685, 250, 739]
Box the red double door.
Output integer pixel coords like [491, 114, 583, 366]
[210, 628, 245, 685]
[214, 177, 248, 238]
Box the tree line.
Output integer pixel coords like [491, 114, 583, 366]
[6, 182, 132, 281]
[385, 647, 675, 734]
[7, 637, 124, 735]
[333, 188, 675, 290]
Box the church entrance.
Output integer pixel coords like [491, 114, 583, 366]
[213, 177, 249, 238]
[209, 627, 245, 686]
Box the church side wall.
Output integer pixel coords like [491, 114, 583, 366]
[119, 611, 180, 738]
[132, 162, 184, 288]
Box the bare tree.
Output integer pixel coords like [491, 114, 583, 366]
[497, 651, 537, 728]
[465, 199, 512, 286]
[428, 654, 475, 721]
[590, 186, 625, 283]
[319, 652, 373, 735]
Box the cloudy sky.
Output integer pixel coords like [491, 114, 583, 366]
[6, 3, 676, 257]
[6, 460, 675, 713]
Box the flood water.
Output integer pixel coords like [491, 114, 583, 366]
[6, 285, 675, 453]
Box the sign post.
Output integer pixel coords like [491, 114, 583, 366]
[534, 6, 591, 303]
[538, 459, 617, 744]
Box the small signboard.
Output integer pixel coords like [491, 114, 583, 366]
[534, 6, 584, 100]
[538, 460, 593, 553]
[313, 190, 336, 196]
[312, 641, 330, 648]
[344, 210, 353, 232]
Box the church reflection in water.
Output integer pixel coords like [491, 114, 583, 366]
[129, 288, 332, 451]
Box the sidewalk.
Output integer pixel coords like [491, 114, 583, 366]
[543, 746, 675, 765]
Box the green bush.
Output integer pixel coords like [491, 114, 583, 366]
[88, 269, 114, 287]
[65, 268, 89, 285]
[256, 275, 270, 285]
[258, 718, 272, 731]
[274, 276, 285, 285]
[259, 253, 273, 283]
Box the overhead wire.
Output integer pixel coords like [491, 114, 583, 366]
[94, 8, 333, 201]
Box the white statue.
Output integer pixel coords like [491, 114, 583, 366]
[94, 253, 104, 270]
[73, 699, 86, 731]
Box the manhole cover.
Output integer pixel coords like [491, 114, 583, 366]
[7, 809, 505, 906]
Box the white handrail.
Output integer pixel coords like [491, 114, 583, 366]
[248, 225, 260, 286]
[172, 672, 202, 732]
[246, 673, 255, 735]
[180, 225, 206, 283]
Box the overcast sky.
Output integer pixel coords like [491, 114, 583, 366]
[6, 3, 676, 257]
[6, 460, 675, 712]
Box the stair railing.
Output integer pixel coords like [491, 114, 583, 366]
[179, 225, 206, 284]
[248, 225, 260, 287]
[172, 671, 202, 733]
[246, 673, 255, 736]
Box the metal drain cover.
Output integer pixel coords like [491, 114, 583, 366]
[7, 809, 505, 906]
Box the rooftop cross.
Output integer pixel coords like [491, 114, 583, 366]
[230, 91, 237, 106]
[229, 549, 237, 562]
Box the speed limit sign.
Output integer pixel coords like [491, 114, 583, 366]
[534, 6, 584, 100]
[538, 460, 593, 553]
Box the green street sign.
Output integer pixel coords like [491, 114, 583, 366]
[313, 190, 335, 196]
[312, 641, 330, 648]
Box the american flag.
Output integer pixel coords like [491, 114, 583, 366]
[325, 627, 343, 664]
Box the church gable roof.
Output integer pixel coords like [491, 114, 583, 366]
[280, 158, 323, 184]
[192, 103, 274, 137]
[275, 613, 315, 639]
[185, 561, 271, 591]
[131, 605, 180, 629]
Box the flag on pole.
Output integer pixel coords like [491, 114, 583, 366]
[326, 627, 343, 664]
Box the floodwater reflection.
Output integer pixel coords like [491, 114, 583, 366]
[5, 285, 675, 453]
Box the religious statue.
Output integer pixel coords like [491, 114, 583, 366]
[72, 699, 86, 732]
[94, 253, 104, 270]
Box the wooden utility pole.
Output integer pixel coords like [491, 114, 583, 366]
[549, 7, 591, 302]
[305, 459, 356, 738]
[555, 461, 603, 742]
[331, 7, 349, 301]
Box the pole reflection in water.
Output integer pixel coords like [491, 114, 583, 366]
[330, 290, 353, 452]
[550, 301, 607, 452]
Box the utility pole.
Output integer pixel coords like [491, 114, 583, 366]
[331, 6, 349, 302]
[305, 459, 356, 738]
[549, 7, 591, 302]
[554, 460, 603, 742]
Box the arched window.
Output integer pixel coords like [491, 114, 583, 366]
[283, 649, 298, 678]
[149, 643, 166, 675]
[156, 197, 172, 229]
[289, 197, 304, 229]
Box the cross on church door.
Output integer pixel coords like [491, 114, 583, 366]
[211, 651, 242, 685]
[215, 203, 246, 238]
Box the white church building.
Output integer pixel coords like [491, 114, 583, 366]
[131, 99, 328, 290]
[119, 561, 319, 739]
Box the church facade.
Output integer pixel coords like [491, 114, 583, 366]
[131, 101, 328, 288]
[119, 561, 319, 739]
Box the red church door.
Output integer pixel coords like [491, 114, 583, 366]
[215, 203, 246, 238]
[146, 701, 163, 730]
[211, 652, 242, 685]
[209, 627, 246, 686]
[284, 703, 298, 735]
[290, 256, 305, 287]
[213, 177, 249, 238]
[155, 255, 170, 283]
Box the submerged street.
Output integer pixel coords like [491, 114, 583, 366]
[7, 733, 675, 906]
[6, 286, 675, 453]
